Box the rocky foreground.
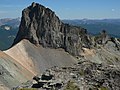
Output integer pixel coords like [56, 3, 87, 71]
[13, 60, 120, 90]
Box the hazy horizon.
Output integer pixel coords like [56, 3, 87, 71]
[1, 17, 120, 20]
[0, 0, 120, 19]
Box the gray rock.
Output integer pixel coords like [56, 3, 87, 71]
[13, 2, 120, 57]
[13, 2, 91, 56]
[15, 61, 120, 90]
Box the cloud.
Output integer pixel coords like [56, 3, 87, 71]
[112, 9, 115, 12]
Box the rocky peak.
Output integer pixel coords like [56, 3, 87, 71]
[96, 30, 110, 45]
[31, 2, 37, 7]
[13, 2, 91, 56]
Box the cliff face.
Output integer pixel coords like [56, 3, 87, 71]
[13, 2, 91, 56]
[13, 2, 120, 57]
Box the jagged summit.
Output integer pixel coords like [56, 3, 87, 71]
[31, 2, 37, 7]
[13, 2, 61, 45]
[12, 2, 120, 57]
[13, 2, 91, 56]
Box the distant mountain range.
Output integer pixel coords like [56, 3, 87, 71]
[0, 18, 20, 50]
[0, 24, 18, 50]
[0, 17, 20, 28]
[63, 19, 120, 37]
[1, 18, 120, 37]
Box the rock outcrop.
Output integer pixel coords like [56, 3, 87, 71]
[14, 60, 120, 90]
[13, 2, 91, 56]
[13, 2, 120, 57]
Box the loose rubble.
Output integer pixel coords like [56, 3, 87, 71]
[14, 60, 120, 90]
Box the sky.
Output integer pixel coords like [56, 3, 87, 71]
[0, 0, 120, 19]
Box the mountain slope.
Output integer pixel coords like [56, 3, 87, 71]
[0, 50, 34, 90]
[81, 43, 120, 69]
[0, 18, 20, 28]
[5, 39, 77, 74]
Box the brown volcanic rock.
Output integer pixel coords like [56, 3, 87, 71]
[13, 2, 91, 56]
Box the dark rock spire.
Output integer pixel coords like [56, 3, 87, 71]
[13, 2, 91, 56]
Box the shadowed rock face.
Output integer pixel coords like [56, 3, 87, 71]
[13, 2, 91, 56]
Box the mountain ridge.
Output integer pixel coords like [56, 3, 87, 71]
[13, 2, 92, 56]
[63, 19, 120, 36]
[13, 2, 120, 57]
[5, 39, 77, 74]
